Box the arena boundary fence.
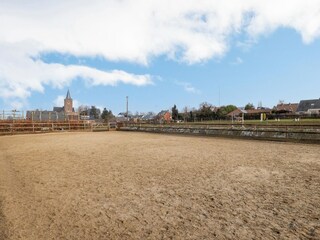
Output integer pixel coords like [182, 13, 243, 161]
[0, 120, 109, 135]
[120, 123, 320, 143]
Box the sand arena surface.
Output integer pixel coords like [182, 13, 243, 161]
[0, 132, 319, 239]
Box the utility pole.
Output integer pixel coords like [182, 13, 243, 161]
[218, 79, 221, 107]
[219, 86, 220, 107]
[126, 96, 129, 120]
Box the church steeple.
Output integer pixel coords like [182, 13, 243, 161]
[64, 89, 73, 113]
[66, 89, 72, 99]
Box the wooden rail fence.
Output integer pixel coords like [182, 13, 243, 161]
[0, 121, 94, 135]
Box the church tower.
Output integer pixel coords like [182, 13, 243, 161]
[64, 89, 73, 113]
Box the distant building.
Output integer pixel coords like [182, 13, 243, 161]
[141, 112, 156, 122]
[115, 112, 129, 122]
[227, 108, 272, 120]
[250, 109, 273, 114]
[26, 110, 66, 121]
[26, 90, 78, 121]
[227, 108, 245, 120]
[274, 103, 298, 116]
[64, 90, 73, 112]
[296, 98, 320, 115]
[156, 110, 172, 123]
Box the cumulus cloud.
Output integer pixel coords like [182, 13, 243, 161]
[0, 41, 152, 101]
[1, 0, 320, 106]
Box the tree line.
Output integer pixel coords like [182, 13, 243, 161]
[78, 105, 114, 122]
[171, 102, 237, 122]
[77, 101, 256, 122]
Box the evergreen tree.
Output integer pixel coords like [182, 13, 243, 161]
[101, 108, 114, 122]
[89, 106, 101, 119]
[171, 104, 179, 121]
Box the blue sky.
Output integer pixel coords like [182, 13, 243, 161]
[1, 1, 320, 114]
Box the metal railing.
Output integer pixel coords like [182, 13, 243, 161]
[0, 110, 24, 120]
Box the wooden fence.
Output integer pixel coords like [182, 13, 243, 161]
[0, 120, 95, 135]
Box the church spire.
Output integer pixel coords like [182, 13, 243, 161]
[66, 89, 72, 99]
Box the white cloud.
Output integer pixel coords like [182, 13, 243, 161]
[0, 41, 152, 101]
[176, 81, 201, 94]
[1, 0, 320, 106]
[53, 95, 65, 108]
[231, 57, 244, 65]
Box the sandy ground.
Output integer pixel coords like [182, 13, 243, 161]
[0, 132, 319, 240]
